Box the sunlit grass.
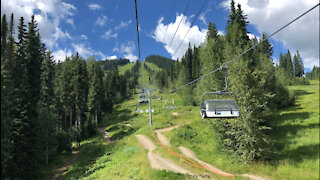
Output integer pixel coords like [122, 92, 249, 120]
[58, 77, 318, 179]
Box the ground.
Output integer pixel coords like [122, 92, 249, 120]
[43, 80, 319, 180]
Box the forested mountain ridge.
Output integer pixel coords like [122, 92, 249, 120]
[97, 58, 131, 71]
[145, 55, 175, 69]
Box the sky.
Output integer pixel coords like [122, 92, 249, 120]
[1, 0, 319, 72]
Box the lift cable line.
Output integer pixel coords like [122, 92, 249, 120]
[170, 2, 320, 93]
[168, 0, 192, 49]
[156, 0, 177, 56]
[134, 0, 141, 61]
[134, 0, 144, 88]
[173, 0, 208, 58]
[161, 0, 177, 44]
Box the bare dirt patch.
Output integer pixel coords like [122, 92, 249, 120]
[52, 150, 79, 180]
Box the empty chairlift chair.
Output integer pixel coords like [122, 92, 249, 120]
[200, 91, 240, 119]
[163, 99, 176, 110]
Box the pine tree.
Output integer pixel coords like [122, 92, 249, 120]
[1, 14, 8, 59]
[1, 13, 12, 179]
[279, 52, 285, 70]
[294, 50, 304, 77]
[87, 56, 104, 130]
[217, 1, 274, 162]
[38, 51, 56, 166]
[284, 50, 293, 77]
[207, 22, 218, 40]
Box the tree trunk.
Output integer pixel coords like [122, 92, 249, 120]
[64, 112, 67, 131]
[46, 127, 48, 166]
[95, 108, 98, 129]
[76, 106, 81, 130]
[70, 110, 73, 130]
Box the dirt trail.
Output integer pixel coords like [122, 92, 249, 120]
[52, 150, 79, 180]
[98, 127, 111, 142]
[156, 125, 270, 180]
[178, 145, 269, 180]
[135, 134, 195, 176]
[155, 124, 184, 146]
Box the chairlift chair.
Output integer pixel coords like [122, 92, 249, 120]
[163, 99, 176, 109]
[138, 92, 148, 103]
[200, 91, 240, 119]
[199, 65, 240, 119]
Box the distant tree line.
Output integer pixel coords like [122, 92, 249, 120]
[305, 66, 319, 80]
[1, 13, 139, 179]
[276, 50, 308, 85]
[97, 58, 131, 71]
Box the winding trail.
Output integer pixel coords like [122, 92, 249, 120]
[52, 150, 79, 180]
[135, 134, 195, 176]
[139, 123, 270, 180]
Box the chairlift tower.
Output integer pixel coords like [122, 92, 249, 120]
[146, 88, 156, 126]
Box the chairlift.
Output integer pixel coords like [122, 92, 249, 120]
[199, 65, 240, 119]
[138, 88, 148, 103]
[200, 91, 240, 119]
[163, 99, 176, 110]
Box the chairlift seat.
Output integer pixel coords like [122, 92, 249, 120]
[200, 99, 239, 118]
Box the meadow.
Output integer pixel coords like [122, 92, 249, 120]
[45, 62, 319, 180]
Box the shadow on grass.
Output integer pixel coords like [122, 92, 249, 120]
[292, 89, 314, 97]
[267, 112, 319, 164]
[101, 107, 138, 127]
[63, 136, 107, 179]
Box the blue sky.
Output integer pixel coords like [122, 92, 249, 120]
[1, 0, 319, 71]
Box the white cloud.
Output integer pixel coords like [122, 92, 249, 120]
[80, 34, 88, 40]
[124, 53, 138, 62]
[113, 41, 138, 62]
[71, 43, 106, 60]
[220, 0, 319, 69]
[66, 18, 74, 26]
[52, 48, 72, 62]
[53, 27, 71, 41]
[153, 14, 207, 60]
[1, 0, 76, 49]
[102, 29, 118, 40]
[247, 33, 260, 40]
[96, 15, 108, 26]
[106, 55, 117, 60]
[115, 20, 132, 30]
[199, 8, 211, 25]
[88, 3, 102, 11]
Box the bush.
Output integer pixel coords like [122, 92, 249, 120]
[55, 130, 71, 153]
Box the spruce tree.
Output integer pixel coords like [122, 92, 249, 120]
[279, 52, 285, 70]
[38, 51, 56, 166]
[1, 14, 8, 59]
[87, 56, 104, 130]
[207, 22, 218, 40]
[295, 50, 304, 77]
[1, 13, 11, 179]
[285, 50, 293, 77]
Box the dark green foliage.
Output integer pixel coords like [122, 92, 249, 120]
[55, 130, 72, 153]
[145, 55, 175, 69]
[285, 50, 294, 77]
[305, 66, 320, 80]
[97, 58, 130, 71]
[276, 50, 309, 85]
[207, 22, 219, 40]
[293, 50, 304, 77]
[1, 13, 140, 179]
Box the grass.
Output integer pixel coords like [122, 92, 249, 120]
[50, 71, 318, 180]
[118, 63, 136, 75]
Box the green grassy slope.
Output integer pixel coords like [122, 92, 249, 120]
[118, 63, 135, 75]
[54, 75, 318, 179]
